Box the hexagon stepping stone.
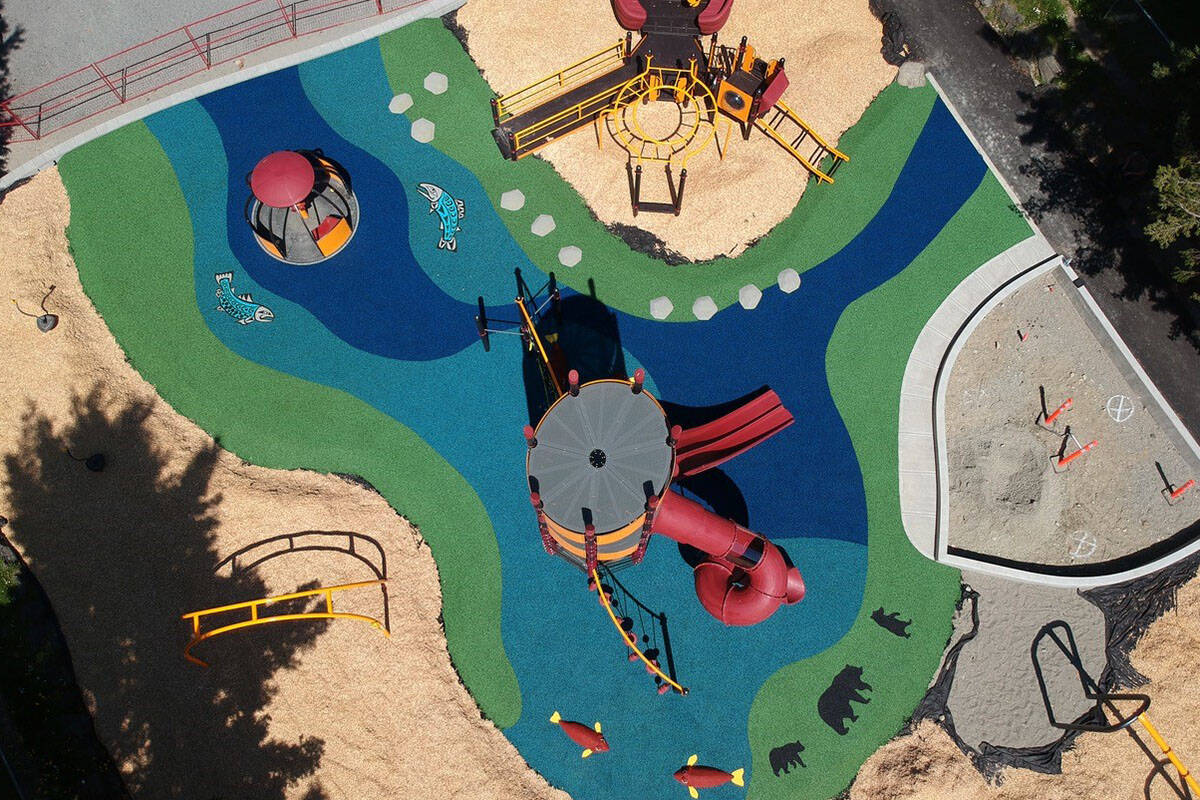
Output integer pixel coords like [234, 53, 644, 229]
[692, 296, 718, 321]
[650, 296, 674, 320]
[558, 246, 582, 267]
[424, 71, 449, 95]
[531, 214, 556, 237]
[500, 189, 525, 211]
[778, 268, 801, 293]
[388, 93, 413, 114]
[738, 284, 762, 310]
[410, 118, 435, 143]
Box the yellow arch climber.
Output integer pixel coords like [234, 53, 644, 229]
[181, 579, 389, 667]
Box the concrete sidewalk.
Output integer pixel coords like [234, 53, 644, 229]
[4, 0, 237, 97]
[1, 0, 463, 189]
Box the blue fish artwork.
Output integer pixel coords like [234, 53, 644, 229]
[214, 271, 274, 325]
[416, 182, 466, 252]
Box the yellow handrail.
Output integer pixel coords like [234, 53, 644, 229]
[1138, 713, 1200, 796]
[592, 568, 687, 695]
[512, 73, 640, 153]
[181, 579, 388, 667]
[495, 39, 629, 121]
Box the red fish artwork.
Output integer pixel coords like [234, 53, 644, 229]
[549, 711, 609, 758]
[673, 754, 745, 798]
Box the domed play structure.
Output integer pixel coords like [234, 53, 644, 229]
[244, 149, 359, 264]
[477, 271, 806, 695]
[488, 0, 847, 215]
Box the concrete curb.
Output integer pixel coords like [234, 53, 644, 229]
[0, 0, 465, 191]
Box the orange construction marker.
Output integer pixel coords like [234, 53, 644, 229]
[1170, 479, 1196, 501]
[1057, 439, 1098, 468]
[1045, 397, 1073, 425]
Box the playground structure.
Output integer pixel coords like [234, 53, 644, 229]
[488, 0, 847, 215]
[182, 531, 391, 667]
[476, 271, 806, 660]
[244, 148, 358, 264]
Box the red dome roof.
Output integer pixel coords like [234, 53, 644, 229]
[250, 150, 316, 208]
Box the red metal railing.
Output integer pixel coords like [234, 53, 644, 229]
[0, 0, 434, 144]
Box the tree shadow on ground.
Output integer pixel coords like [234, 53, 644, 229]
[1010, 16, 1200, 345]
[3, 386, 330, 799]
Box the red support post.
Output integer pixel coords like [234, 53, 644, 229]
[568, 369, 580, 397]
[276, 0, 297, 36]
[631, 368, 645, 394]
[584, 522, 597, 574]
[631, 494, 658, 564]
[667, 424, 681, 448]
[1, 100, 40, 141]
[523, 424, 538, 448]
[183, 25, 210, 67]
[91, 63, 125, 102]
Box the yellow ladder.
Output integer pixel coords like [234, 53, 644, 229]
[755, 100, 848, 183]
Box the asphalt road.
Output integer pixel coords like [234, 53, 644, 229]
[882, 0, 1200, 440]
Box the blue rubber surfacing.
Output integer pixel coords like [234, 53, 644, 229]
[141, 40, 985, 800]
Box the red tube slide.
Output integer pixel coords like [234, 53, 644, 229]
[651, 490, 805, 626]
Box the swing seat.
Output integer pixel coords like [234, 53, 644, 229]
[313, 215, 352, 256]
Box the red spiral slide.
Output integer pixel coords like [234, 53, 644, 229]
[651, 490, 805, 626]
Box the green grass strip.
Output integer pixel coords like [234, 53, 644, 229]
[57, 121, 523, 727]
[378, 20, 938, 318]
[746, 174, 1032, 799]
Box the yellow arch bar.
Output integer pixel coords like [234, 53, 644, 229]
[591, 568, 687, 695]
[181, 580, 389, 667]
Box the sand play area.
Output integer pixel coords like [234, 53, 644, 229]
[945, 268, 1199, 567]
[0, 170, 563, 800]
[456, 0, 896, 260]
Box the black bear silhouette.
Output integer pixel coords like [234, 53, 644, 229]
[817, 665, 872, 735]
[871, 607, 912, 638]
[769, 740, 806, 775]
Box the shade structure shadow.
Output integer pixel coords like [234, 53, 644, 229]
[519, 276, 628, 425]
[2, 386, 330, 799]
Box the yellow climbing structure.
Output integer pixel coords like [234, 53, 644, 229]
[181, 579, 389, 667]
[592, 568, 687, 695]
[755, 100, 848, 183]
